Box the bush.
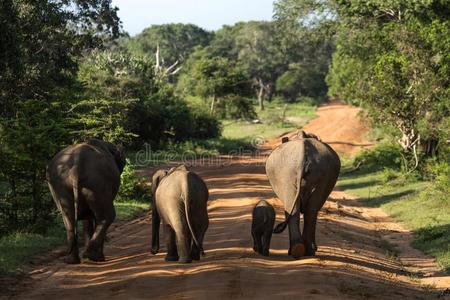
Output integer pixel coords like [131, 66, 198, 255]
[354, 142, 402, 171]
[118, 159, 149, 202]
[424, 162, 450, 194]
[190, 110, 222, 139]
[215, 96, 257, 120]
[380, 168, 399, 183]
[296, 96, 322, 106]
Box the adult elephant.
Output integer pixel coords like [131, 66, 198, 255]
[151, 165, 209, 263]
[265, 131, 340, 259]
[46, 138, 125, 264]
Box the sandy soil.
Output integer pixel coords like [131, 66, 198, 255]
[277, 101, 374, 155]
[7, 102, 449, 300]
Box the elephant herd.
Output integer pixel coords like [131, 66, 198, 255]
[47, 131, 340, 264]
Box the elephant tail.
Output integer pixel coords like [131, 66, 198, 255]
[183, 175, 203, 255]
[273, 152, 306, 234]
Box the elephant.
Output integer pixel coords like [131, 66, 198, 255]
[151, 165, 209, 263]
[251, 200, 275, 256]
[265, 130, 340, 259]
[46, 138, 125, 264]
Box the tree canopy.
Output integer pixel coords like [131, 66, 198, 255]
[125, 23, 213, 67]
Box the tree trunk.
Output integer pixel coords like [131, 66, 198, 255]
[210, 94, 217, 115]
[257, 80, 266, 111]
[422, 138, 439, 157]
[397, 125, 420, 171]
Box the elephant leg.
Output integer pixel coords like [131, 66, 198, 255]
[303, 180, 334, 256]
[262, 229, 272, 256]
[191, 242, 200, 261]
[287, 211, 305, 259]
[84, 205, 115, 262]
[151, 203, 161, 254]
[165, 224, 179, 261]
[303, 209, 318, 256]
[83, 218, 94, 250]
[173, 222, 192, 263]
[251, 229, 258, 253]
[63, 213, 80, 264]
[49, 184, 80, 264]
[256, 232, 264, 255]
[191, 225, 206, 261]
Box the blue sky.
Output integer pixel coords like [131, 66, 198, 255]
[112, 0, 275, 36]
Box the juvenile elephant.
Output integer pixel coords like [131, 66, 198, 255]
[151, 165, 209, 263]
[266, 131, 340, 259]
[251, 200, 275, 256]
[46, 138, 125, 264]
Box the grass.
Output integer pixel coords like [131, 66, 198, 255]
[115, 200, 150, 220]
[338, 157, 450, 274]
[0, 198, 149, 276]
[222, 100, 316, 141]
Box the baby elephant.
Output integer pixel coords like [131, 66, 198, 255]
[252, 200, 275, 256]
[151, 165, 209, 263]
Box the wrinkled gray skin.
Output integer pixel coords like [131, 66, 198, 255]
[266, 131, 340, 259]
[251, 200, 275, 256]
[46, 138, 125, 264]
[151, 165, 209, 263]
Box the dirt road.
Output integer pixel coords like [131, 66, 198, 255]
[10, 103, 448, 299]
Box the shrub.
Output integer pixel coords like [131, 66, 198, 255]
[424, 161, 450, 194]
[118, 159, 149, 202]
[380, 168, 399, 183]
[216, 96, 257, 120]
[190, 110, 222, 139]
[354, 142, 402, 171]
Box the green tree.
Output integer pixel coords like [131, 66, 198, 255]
[125, 23, 213, 67]
[326, 0, 450, 168]
[79, 50, 221, 147]
[234, 21, 284, 110]
[0, 0, 120, 234]
[177, 48, 252, 116]
[274, 0, 336, 103]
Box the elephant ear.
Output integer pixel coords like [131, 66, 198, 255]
[114, 145, 126, 174]
[151, 169, 168, 198]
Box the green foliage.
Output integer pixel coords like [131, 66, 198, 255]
[70, 98, 136, 144]
[338, 156, 450, 273]
[326, 0, 450, 167]
[0, 100, 67, 236]
[353, 142, 403, 172]
[222, 100, 316, 141]
[274, 0, 335, 103]
[177, 48, 252, 116]
[0, 0, 121, 240]
[189, 108, 222, 139]
[380, 168, 399, 184]
[78, 50, 221, 148]
[423, 162, 450, 194]
[276, 63, 328, 102]
[125, 23, 213, 66]
[118, 159, 148, 202]
[216, 96, 257, 120]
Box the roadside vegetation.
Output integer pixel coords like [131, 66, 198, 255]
[338, 143, 450, 273]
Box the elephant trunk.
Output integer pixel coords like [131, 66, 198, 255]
[273, 221, 288, 234]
